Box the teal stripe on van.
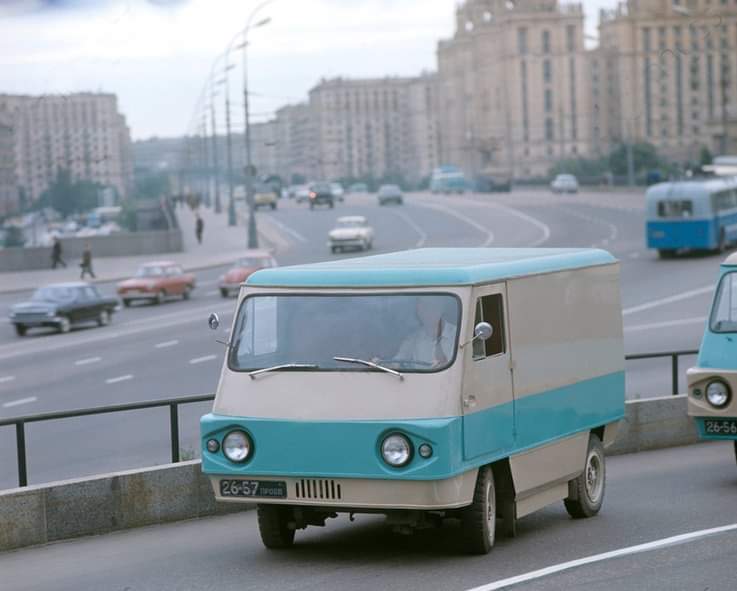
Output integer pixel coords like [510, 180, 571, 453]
[201, 371, 625, 481]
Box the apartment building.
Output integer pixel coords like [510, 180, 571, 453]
[0, 93, 133, 205]
[437, 0, 592, 180]
[0, 108, 18, 215]
[274, 103, 314, 183]
[597, 0, 737, 160]
[308, 75, 439, 185]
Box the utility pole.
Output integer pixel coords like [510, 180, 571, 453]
[210, 96, 222, 214]
[223, 67, 237, 226]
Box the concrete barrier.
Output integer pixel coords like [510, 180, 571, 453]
[0, 461, 248, 552]
[0, 230, 183, 272]
[0, 394, 703, 553]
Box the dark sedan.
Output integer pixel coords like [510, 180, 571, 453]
[9, 282, 118, 336]
[308, 182, 335, 209]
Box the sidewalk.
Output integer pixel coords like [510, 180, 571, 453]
[0, 204, 289, 294]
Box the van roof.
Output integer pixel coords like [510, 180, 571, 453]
[724, 252, 737, 266]
[247, 248, 616, 288]
[646, 177, 737, 200]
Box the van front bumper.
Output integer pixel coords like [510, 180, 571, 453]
[208, 471, 477, 510]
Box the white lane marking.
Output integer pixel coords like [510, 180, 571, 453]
[189, 354, 217, 365]
[465, 522, 737, 591]
[488, 201, 551, 247]
[75, 356, 101, 366]
[2, 396, 37, 408]
[418, 202, 494, 246]
[560, 206, 619, 245]
[391, 210, 428, 247]
[0, 376, 16, 384]
[105, 374, 133, 384]
[624, 316, 707, 332]
[155, 339, 179, 349]
[205, 290, 218, 296]
[623, 285, 714, 316]
[262, 215, 307, 243]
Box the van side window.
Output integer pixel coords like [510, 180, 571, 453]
[473, 294, 505, 360]
[658, 200, 693, 218]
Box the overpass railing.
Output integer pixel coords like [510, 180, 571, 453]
[0, 349, 699, 488]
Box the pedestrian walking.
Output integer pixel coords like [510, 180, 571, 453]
[51, 237, 67, 269]
[195, 214, 204, 245]
[80, 242, 96, 279]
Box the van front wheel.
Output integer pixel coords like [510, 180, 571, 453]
[460, 467, 496, 554]
[257, 504, 295, 549]
[564, 434, 605, 519]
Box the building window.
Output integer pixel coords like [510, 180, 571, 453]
[518, 28, 528, 55]
[543, 60, 552, 83]
[544, 89, 553, 112]
[643, 27, 652, 53]
[566, 25, 576, 52]
[545, 118, 554, 141]
[542, 30, 551, 54]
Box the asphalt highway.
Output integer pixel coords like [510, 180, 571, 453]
[2, 442, 735, 591]
[0, 189, 727, 488]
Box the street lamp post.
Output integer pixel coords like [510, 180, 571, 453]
[219, 66, 237, 226]
[241, 2, 273, 249]
[209, 90, 222, 214]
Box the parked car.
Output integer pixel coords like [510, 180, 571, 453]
[348, 183, 368, 194]
[253, 184, 278, 210]
[551, 174, 579, 194]
[330, 182, 345, 202]
[219, 251, 277, 297]
[294, 185, 311, 203]
[308, 182, 335, 209]
[328, 216, 375, 253]
[377, 184, 403, 205]
[9, 282, 118, 336]
[117, 261, 196, 306]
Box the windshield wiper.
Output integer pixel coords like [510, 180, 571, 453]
[249, 363, 319, 379]
[333, 356, 404, 381]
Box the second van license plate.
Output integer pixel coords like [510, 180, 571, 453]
[220, 479, 287, 498]
[703, 419, 737, 436]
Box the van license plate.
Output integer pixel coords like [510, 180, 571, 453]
[703, 419, 737, 436]
[220, 479, 287, 498]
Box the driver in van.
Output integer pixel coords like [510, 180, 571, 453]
[394, 297, 456, 368]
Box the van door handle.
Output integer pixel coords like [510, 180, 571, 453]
[463, 395, 477, 409]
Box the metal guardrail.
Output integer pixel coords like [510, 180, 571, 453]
[0, 349, 700, 489]
[625, 349, 699, 397]
[0, 393, 214, 488]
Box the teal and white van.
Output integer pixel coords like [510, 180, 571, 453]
[688, 252, 737, 465]
[201, 248, 625, 554]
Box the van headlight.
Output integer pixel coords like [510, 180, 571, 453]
[381, 433, 412, 467]
[223, 430, 252, 463]
[706, 380, 731, 408]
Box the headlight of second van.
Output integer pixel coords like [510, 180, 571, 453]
[381, 434, 412, 467]
[223, 430, 252, 462]
[706, 380, 731, 408]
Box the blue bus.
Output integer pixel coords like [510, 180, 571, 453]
[430, 165, 467, 194]
[646, 177, 737, 257]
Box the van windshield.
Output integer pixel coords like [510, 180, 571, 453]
[229, 293, 461, 373]
[711, 272, 737, 333]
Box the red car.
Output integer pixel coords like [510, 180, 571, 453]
[117, 261, 196, 306]
[219, 251, 276, 297]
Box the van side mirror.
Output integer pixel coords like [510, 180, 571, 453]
[208, 313, 220, 331]
[474, 322, 493, 341]
[461, 322, 493, 349]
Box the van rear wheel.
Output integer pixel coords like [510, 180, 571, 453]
[564, 434, 605, 519]
[460, 467, 496, 554]
[257, 504, 295, 549]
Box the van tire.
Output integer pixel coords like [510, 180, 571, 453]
[460, 467, 496, 554]
[257, 504, 295, 549]
[564, 434, 606, 519]
[658, 249, 675, 259]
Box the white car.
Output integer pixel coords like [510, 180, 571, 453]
[328, 216, 374, 253]
[551, 174, 579, 194]
[295, 185, 311, 203]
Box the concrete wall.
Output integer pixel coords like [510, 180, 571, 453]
[0, 394, 704, 553]
[0, 461, 247, 552]
[0, 230, 183, 272]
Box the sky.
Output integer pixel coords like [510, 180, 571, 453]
[0, 0, 619, 140]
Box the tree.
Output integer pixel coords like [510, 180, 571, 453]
[38, 169, 102, 218]
[3, 225, 25, 247]
[608, 142, 662, 176]
[134, 172, 170, 200]
[699, 146, 713, 167]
